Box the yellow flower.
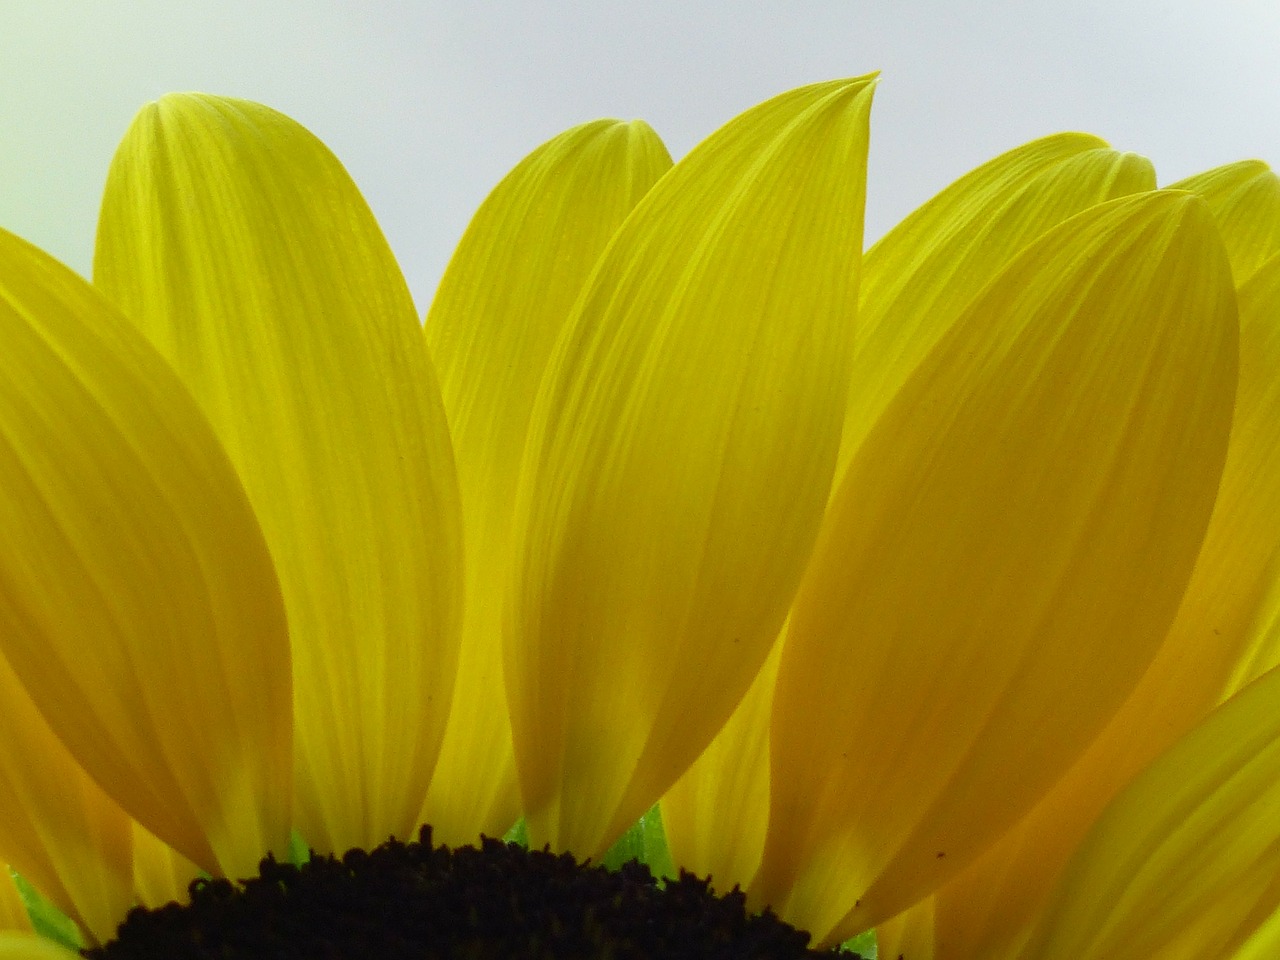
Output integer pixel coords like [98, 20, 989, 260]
[0, 74, 1276, 960]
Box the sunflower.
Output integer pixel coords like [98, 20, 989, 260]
[0, 73, 1277, 960]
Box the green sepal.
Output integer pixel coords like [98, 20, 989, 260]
[602, 805, 675, 878]
[12, 870, 81, 951]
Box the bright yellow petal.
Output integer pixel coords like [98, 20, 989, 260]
[1022, 665, 1280, 960]
[421, 119, 671, 845]
[507, 76, 876, 856]
[844, 138, 1153, 466]
[94, 95, 464, 854]
[755, 191, 1238, 945]
[0, 228, 290, 880]
[1169, 161, 1280, 284]
[0, 934, 79, 960]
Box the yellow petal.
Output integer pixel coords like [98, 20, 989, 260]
[1229, 568, 1280, 695]
[921, 256, 1280, 960]
[1169, 161, 1280, 284]
[421, 119, 671, 845]
[845, 138, 1153, 465]
[877, 898, 935, 960]
[0, 873, 29, 934]
[1233, 895, 1280, 960]
[756, 191, 1238, 944]
[1104, 251, 1280, 749]
[660, 632, 780, 890]
[132, 823, 199, 910]
[0, 935, 80, 960]
[660, 137, 1153, 904]
[0, 228, 290, 881]
[0, 654, 130, 943]
[1213, 257, 1280, 690]
[507, 76, 876, 856]
[94, 95, 464, 853]
[1022, 665, 1280, 960]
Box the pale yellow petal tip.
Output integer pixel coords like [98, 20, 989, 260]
[0, 935, 81, 960]
[1190, 157, 1273, 180]
[1031, 131, 1111, 153]
[124, 95, 221, 144]
[575, 117, 665, 150]
[134, 93, 296, 139]
[1115, 149, 1151, 167]
[772, 73, 880, 101]
[622, 117, 659, 139]
[134, 92, 216, 118]
[1166, 157, 1275, 194]
[1139, 187, 1216, 224]
[830, 72, 880, 92]
[149, 91, 251, 109]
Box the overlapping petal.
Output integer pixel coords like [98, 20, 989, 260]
[93, 95, 464, 855]
[506, 76, 876, 857]
[1170, 161, 1280, 284]
[755, 191, 1237, 945]
[659, 633, 781, 887]
[0, 228, 291, 885]
[130, 824, 198, 911]
[422, 119, 671, 845]
[0, 654, 130, 942]
[911, 163, 1280, 960]
[660, 135, 1155, 898]
[843, 136, 1153, 463]
[1021, 664, 1280, 960]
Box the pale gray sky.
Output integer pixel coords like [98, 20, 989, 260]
[3, 1, 1277, 311]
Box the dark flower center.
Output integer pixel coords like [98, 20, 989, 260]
[81, 826, 856, 959]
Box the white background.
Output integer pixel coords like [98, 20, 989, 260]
[3, 1, 1277, 311]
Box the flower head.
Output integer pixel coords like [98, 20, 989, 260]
[0, 75, 1276, 960]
